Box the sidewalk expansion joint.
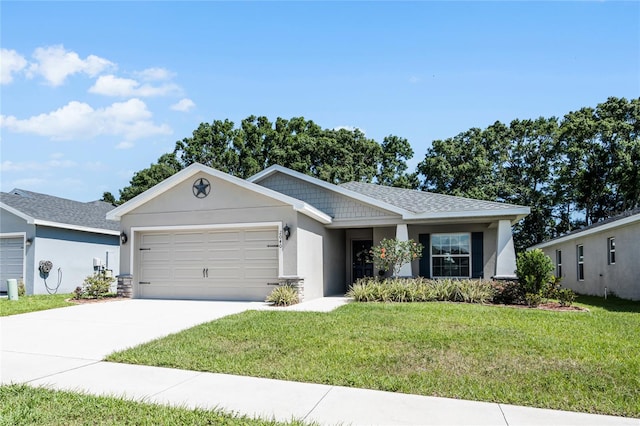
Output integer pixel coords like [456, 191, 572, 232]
[143, 371, 206, 403]
[24, 360, 102, 385]
[497, 404, 510, 426]
[301, 385, 334, 422]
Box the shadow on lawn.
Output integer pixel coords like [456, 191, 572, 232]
[576, 294, 640, 313]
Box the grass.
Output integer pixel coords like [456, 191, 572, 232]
[0, 293, 75, 316]
[0, 384, 306, 426]
[108, 295, 640, 418]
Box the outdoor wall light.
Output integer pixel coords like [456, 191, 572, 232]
[120, 231, 128, 245]
[283, 225, 291, 240]
[25, 238, 32, 246]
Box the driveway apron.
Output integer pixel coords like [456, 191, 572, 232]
[1, 299, 259, 383]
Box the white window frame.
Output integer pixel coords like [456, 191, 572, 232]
[576, 244, 584, 281]
[607, 237, 616, 265]
[555, 249, 562, 278]
[430, 233, 471, 278]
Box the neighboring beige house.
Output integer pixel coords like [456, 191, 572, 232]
[107, 163, 530, 302]
[530, 209, 640, 301]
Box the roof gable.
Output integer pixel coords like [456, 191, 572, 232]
[107, 163, 331, 224]
[0, 189, 119, 235]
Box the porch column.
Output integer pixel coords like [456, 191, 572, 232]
[494, 219, 517, 279]
[395, 224, 413, 277]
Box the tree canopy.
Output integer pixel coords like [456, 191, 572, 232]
[114, 96, 639, 252]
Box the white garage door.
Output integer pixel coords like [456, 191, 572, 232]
[0, 237, 25, 292]
[138, 227, 280, 301]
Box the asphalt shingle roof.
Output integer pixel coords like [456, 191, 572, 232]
[339, 181, 526, 214]
[0, 189, 119, 232]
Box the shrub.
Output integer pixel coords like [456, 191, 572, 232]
[370, 238, 423, 277]
[516, 249, 554, 295]
[76, 274, 115, 299]
[557, 288, 576, 307]
[17, 279, 26, 297]
[525, 292, 542, 307]
[491, 280, 525, 305]
[347, 277, 493, 304]
[266, 285, 299, 306]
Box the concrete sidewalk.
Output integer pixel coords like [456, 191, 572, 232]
[1, 298, 637, 425]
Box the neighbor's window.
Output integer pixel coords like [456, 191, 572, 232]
[555, 250, 562, 277]
[608, 237, 616, 265]
[576, 244, 584, 281]
[431, 233, 471, 278]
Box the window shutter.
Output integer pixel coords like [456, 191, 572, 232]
[471, 232, 483, 278]
[419, 233, 430, 278]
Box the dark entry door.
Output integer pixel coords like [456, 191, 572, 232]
[352, 240, 374, 281]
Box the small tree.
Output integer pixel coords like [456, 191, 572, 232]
[371, 238, 423, 277]
[516, 249, 554, 295]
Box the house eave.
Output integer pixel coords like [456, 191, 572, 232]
[34, 220, 120, 236]
[403, 207, 530, 224]
[0, 202, 35, 224]
[529, 213, 640, 250]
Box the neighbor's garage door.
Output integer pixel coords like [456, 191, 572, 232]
[138, 227, 279, 301]
[0, 237, 24, 292]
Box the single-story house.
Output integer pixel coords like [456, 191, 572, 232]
[106, 163, 529, 302]
[0, 189, 120, 295]
[529, 209, 640, 301]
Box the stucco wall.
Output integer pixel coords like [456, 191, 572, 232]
[538, 220, 639, 300]
[32, 226, 119, 295]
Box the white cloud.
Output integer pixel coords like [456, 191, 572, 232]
[89, 74, 181, 97]
[1, 154, 77, 172]
[135, 67, 175, 81]
[0, 98, 172, 142]
[409, 75, 421, 84]
[115, 141, 134, 150]
[0, 48, 28, 84]
[171, 98, 196, 112]
[27, 45, 115, 86]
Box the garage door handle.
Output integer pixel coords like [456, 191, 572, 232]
[267, 244, 279, 248]
[139, 281, 151, 285]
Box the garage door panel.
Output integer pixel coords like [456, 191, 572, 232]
[207, 248, 242, 260]
[173, 233, 205, 244]
[138, 227, 280, 301]
[0, 237, 24, 292]
[208, 231, 241, 243]
[141, 234, 171, 245]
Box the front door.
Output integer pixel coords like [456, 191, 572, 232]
[352, 240, 374, 282]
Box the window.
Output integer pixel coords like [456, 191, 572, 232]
[576, 244, 584, 281]
[431, 233, 471, 278]
[555, 250, 562, 277]
[608, 237, 616, 265]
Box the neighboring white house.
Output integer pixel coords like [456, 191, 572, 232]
[529, 209, 640, 301]
[0, 189, 120, 295]
[107, 163, 530, 302]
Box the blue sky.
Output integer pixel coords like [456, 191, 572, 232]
[1, 1, 638, 202]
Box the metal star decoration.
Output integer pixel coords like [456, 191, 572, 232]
[192, 178, 211, 198]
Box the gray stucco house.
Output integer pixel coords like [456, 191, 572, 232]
[107, 163, 529, 302]
[0, 189, 120, 295]
[530, 209, 640, 301]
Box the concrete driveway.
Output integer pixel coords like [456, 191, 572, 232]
[1, 299, 261, 384]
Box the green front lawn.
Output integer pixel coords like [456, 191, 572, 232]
[0, 294, 74, 316]
[108, 296, 640, 418]
[0, 385, 305, 425]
